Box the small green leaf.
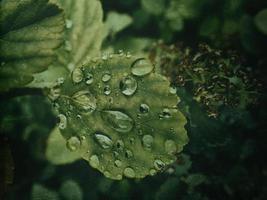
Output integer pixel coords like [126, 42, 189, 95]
[31, 184, 59, 200]
[0, 0, 65, 91]
[59, 180, 83, 200]
[45, 127, 87, 165]
[141, 0, 166, 15]
[104, 12, 133, 37]
[254, 9, 267, 35]
[50, 53, 188, 180]
[51, 0, 104, 70]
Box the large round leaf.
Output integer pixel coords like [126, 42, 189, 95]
[50, 53, 188, 180]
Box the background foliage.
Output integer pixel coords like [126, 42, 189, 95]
[1, 0, 267, 199]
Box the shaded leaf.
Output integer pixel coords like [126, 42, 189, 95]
[0, 0, 65, 91]
[254, 8, 267, 35]
[31, 184, 59, 200]
[59, 180, 83, 200]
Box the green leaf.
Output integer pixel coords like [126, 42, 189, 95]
[50, 53, 188, 180]
[254, 8, 267, 35]
[59, 180, 83, 200]
[51, 0, 104, 71]
[45, 127, 86, 165]
[104, 12, 133, 38]
[31, 184, 59, 200]
[0, 0, 65, 92]
[141, 0, 166, 16]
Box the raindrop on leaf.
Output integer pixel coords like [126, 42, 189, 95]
[101, 110, 134, 133]
[131, 58, 154, 76]
[119, 76, 137, 96]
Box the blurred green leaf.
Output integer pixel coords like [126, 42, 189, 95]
[59, 180, 83, 200]
[31, 184, 59, 200]
[254, 8, 267, 35]
[141, 0, 166, 15]
[104, 11, 133, 38]
[0, 0, 64, 91]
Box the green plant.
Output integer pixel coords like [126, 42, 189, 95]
[1, 1, 264, 198]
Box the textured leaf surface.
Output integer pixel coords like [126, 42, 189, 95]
[51, 0, 104, 71]
[0, 0, 64, 91]
[31, 184, 59, 200]
[50, 53, 188, 180]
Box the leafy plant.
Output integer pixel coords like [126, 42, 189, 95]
[1, 0, 266, 200]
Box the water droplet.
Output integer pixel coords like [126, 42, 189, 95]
[125, 149, 133, 158]
[57, 77, 64, 85]
[94, 133, 113, 149]
[139, 104, 150, 113]
[102, 54, 108, 60]
[89, 155, 99, 168]
[165, 140, 177, 154]
[163, 108, 171, 118]
[66, 136, 81, 151]
[120, 76, 137, 96]
[137, 129, 143, 136]
[66, 19, 73, 29]
[154, 159, 166, 171]
[114, 160, 122, 167]
[113, 151, 119, 158]
[142, 135, 154, 149]
[85, 73, 94, 85]
[149, 169, 157, 176]
[116, 140, 124, 150]
[101, 111, 134, 133]
[72, 68, 83, 83]
[72, 90, 96, 113]
[131, 58, 154, 76]
[129, 137, 135, 144]
[58, 114, 67, 129]
[102, 73, 111, 82]
[169, 86, 177, 94]
[123, 167, 135, 178]
[48, 85, 61, 100]
[126, 52, 132, 58]
[103, 85, 111, 95]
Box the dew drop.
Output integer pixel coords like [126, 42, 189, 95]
[149, 169, 157, 176]
[119, 76, 137, 96]
[125, 149, 133, 159]
[163, 108, 171, 118]
[89, 155, 99, 168]
[85, 73, 94, 85]
[169, 86, 177, 94]
[154, 159, 166, 171]
[72, 68, 83, 83]
[142, 135, 154, 149]
[131, 58, 154, 76]
[72, 90, 96, 113]
[165, 140, 177, 154]
[101, 110, 134, 133]
[116, 140, 125, 150]
[65, 19, 73, 29]
[123, 167, 135, 178]
[139, 104, 150, 113]
[58, 114, 67, 130]
[102, 73, 111, 82]
[114, 160, 122, 167]
[66, 136, 81, 151]
[94, 133, 113, 149]
[103, 85, 111, 95]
